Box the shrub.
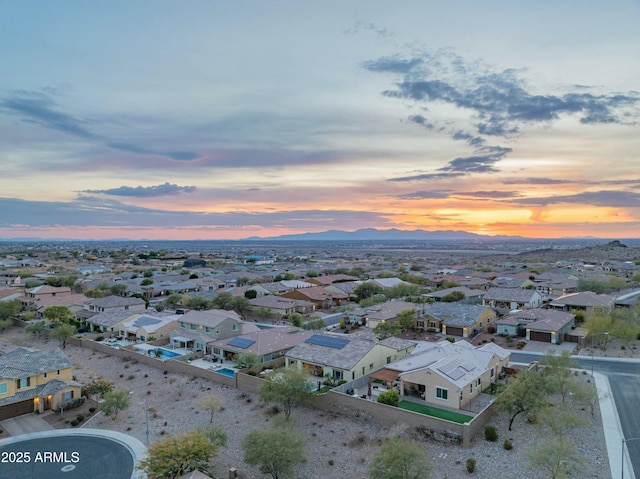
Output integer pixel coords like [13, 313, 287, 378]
[484, 425, 498, 442]
[64, 419, 70, 424]
[96, 336, 104, 342]
[503, 439, 513, 450]
[328, 459, 334, 466]
[466, 457, 476, 473]
[487, 325, 496, 334]
[76, 414, 84, 422]
[377, 389, 400, 407]
[70, 420, 78, 427]
[445, 336, 456, 343]
[89, 407, 96, 413]
[516, 341, 526, 350]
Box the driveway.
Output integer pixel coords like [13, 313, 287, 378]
[0, 413, 54, 436]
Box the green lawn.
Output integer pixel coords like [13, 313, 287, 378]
[398, 400, 473, 424]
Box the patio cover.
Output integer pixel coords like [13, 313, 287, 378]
[172, 336, 192, 343]
[134, 344, 155, 353]
[370, 369, 400, 383]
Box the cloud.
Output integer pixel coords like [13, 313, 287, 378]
[503, 177, 574, 185]
[361, 55, 423, 74]
[514, 190, 640, 208]
[388, 171, 465, 182]
[1, 90, 201, 161]
[367, 49, 639, 137]
[396, 190, 451, 200]
[345, 21, 393, 38]
[454, 191, 523, 199]
[0, 197, 392, 231]
[407, 114, 433, 129]
[83, 182, 197, 197]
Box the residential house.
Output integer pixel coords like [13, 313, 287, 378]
[0, 273, 21, 286]
[209, 326, 313, 363]
[0, 288, 23, 302]
[496, 309, 575, 344]
[120, 314, 180, 342]
[548, 292, 616, 320]
[482, 288, 543, 311]
[248, 296, 315, 317]
[85, 310, 140, 334]
[348, 301, 425, 329]
[306, 274, 359, 286]
[0, 348, 82, 420]
[373, 340, 509, 410]
[285, 332, 416, 382]
[281, 286, 348, 309]
[86, 295, 146, 313]
[369, 277, 411, 289]
[424, 286, 485, 303]
[75, 265, 113, 275]
[169, 310, 260, 353]
[531, 272, 578, 297]
[422, 303, 496, 338]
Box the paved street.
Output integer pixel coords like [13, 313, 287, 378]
[0, 414, 53, 436]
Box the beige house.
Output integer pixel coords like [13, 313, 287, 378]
[120, 314, 179, 342]
[0, 348, 82, 420]
[285, 332, 416, 382]
[377, 340, 509, 410]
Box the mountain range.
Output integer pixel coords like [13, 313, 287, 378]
[245, 228, 520, 241]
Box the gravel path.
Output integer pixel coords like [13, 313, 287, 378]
[1, 330, 612, 479]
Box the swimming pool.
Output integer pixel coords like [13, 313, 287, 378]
[151, 348, 183, 360]
[215, 367, 236, 377]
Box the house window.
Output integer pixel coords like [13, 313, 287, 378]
[190, 324, 196, 330]
[215, 329, 219, 335]
[332, 370, 343, 380]
[470, 384, 473, 393]
[369, 363, 374, 369]
[429, 321, 437, 328]
[436, 387, 448, 400]
[213, 348, 221, 354]
[140, 336, 145, 341]
[386, 356, 392, 364]
[57, 370, 60, 376]
[232, 324, 238, 331]
[19, 377, 30, 389]
[0, 383, 7, 395]
[125, 305, 129, 310]
[205, 327, 210, 333]
[490, 368, 494, 378]
[62, 390, 73, 402]
[43, 372, 47, 379]
[180, 322, 185, 329]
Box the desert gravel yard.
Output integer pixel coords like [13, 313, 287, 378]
[1, 328, 612, 479]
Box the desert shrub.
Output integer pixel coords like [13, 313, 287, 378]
[95, 336, 104, 342]
[377, 389, 399, 407]
[89, 407, 96, 413]
[445, 336, 456, 343]
[466, 457, 476, 473]
[517, 341, 526, 350]
[76, 414, 84, 422]
[70, 420, 78, 427]
[503, 439, 513, 450]
[484, 425, 498, 442]
[328, 459, 334, 466]
[487, 326, 496, 334]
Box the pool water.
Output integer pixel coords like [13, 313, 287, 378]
[151, 348, 182, 359]
[216, 367, 236, 377]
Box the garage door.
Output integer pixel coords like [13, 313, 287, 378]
[0, 399, 34, 421]
[530, 331, 552, 342]
[445, 326, 464, 337]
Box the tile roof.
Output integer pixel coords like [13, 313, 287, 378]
[0, 348, 72, 379]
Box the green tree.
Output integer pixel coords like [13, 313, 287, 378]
[359, 294, 387, 308]
[244, 289, 258, 299]
[230, 296, 251, 318]
[539, 350, 578, 404]
[288, 312, 303, 327]
[242, 422, 306, 479]
[0, 299, 22, 321]
[369, 437, 432, 479]
[495, 369, 550, 430]
[201, 394, 223, 424]
[354, 282, 385, 301]
[85, 379, 114, 400]
[164, 293, 184, 309]
[197, 424, 227, 447]
[25, 320, 46, 338]
[138, 429, 219, 479]
[302, 317, 326, 331]
[43, 305, 72, 326]
[258, 367, 314, 420]
[396, 309, 417, 330]
[386, 283, 420, 298]
[141, 278, 154, 286]
[584, 313, 614, 349]
[373, 321, 402, 340]
[185, 296, 213, 310]
[212, 292, 234, 310]
[110, 284, 127, 296]
[236, 352, 260, 369]
[0, 319, 12, 334]
[51, 323, 76, 348]
[441, 291, 465, 302]
[99, 389, 132, 420]
[525, 435, 584, 479]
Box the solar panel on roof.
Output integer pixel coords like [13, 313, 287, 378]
[305, 334, 349, 349]
[227, 337, 256, 349]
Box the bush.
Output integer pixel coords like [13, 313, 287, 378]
[96, 336, 104, 342]
[484, 425, 498, 442]
[76, 414, 84, 422]
[445, 336, 456, 343]
[328, 459, 334, 466]
[466, 457, 476, 473]
[64, 419, 71, 424]
[503, 439, 513, 450]
[70, 420, 78, 427]
[89, 407, 96, 413]
[516, 341, 526, 350]
[487, 325, 496, 334]
[377, 389, 400, 407]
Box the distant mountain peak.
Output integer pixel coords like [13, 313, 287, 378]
[244, 228, 515, 241]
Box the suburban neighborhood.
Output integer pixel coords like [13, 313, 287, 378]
[0, 238, 639, 478]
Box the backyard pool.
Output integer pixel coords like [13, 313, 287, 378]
[150, 348, 183, 360]
[215, 368, 236, 377]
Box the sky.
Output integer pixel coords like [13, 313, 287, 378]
[1, 1, 639, 240]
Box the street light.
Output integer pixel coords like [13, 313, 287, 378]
[621, 437, 640, 479]
[590, 331, 609, 376]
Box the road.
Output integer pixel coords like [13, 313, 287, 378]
[511, 352, 640, 478]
